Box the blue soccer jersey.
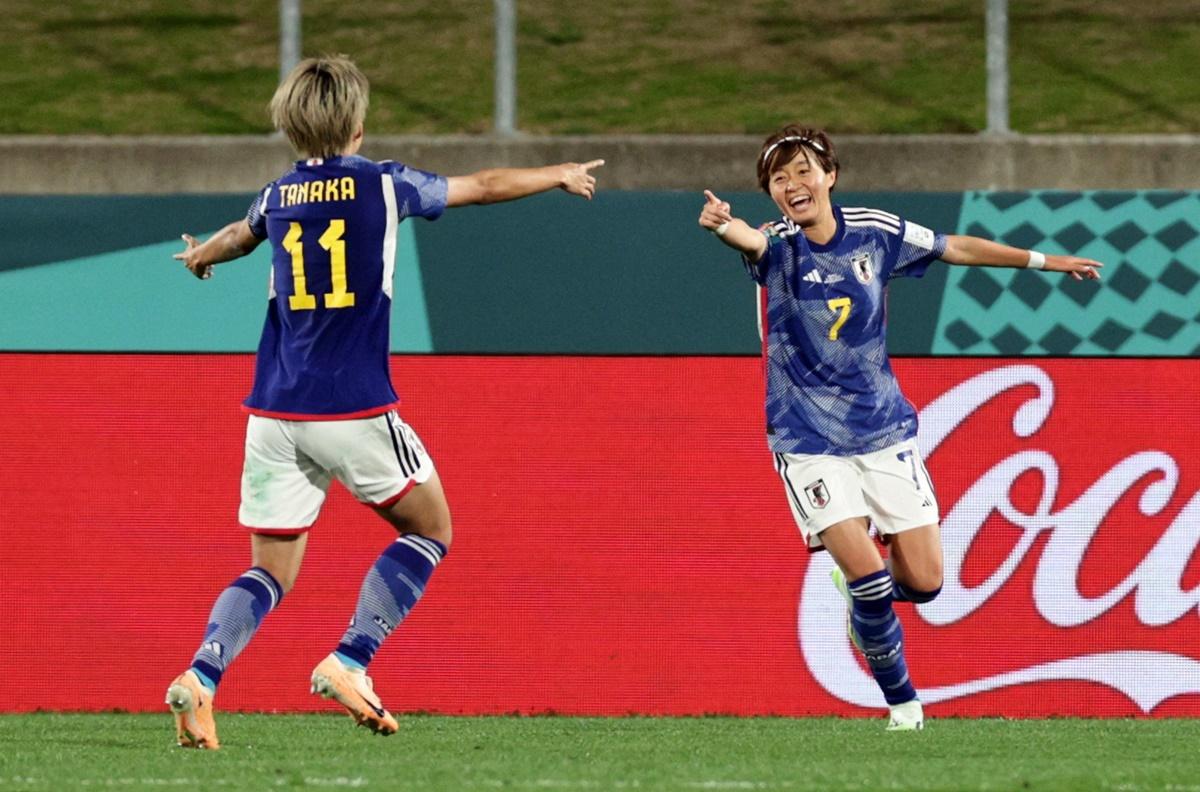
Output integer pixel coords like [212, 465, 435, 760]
[744, 204, 947, 455]
[242, 155, 448, 419]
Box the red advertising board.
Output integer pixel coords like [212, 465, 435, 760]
[1, 354, 1197, 717]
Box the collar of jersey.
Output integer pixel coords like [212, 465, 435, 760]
[295, 154, 365, 167]
[780, 204, 845, 253]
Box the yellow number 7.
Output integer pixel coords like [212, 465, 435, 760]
[826, 297, 852, 340]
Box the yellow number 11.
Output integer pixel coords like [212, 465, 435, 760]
[282, 219, 356, 311]
[826, 297, 852, 340]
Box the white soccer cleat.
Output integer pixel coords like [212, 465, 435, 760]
[886, 699, 924, 731]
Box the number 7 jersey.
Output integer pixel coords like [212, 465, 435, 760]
[242, 155, 448, 419]
[745, 204, 948, 456]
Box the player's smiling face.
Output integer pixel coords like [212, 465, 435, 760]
[768, 151, 836, 228]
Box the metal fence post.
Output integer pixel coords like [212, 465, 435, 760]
[986, 0, 1011, 134]
[280, 0, 302, 82]
[494, 0, 517, 136]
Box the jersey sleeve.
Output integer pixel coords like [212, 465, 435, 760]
[885, 218, 947, 280]
[245, 184, 273, 240]
[385, 162, 449, 221]
[742, 224, 783, 285]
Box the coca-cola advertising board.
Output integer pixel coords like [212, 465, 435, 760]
[0, 354, 1196, 716]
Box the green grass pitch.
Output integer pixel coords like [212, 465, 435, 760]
[0, 714, 1197, 791]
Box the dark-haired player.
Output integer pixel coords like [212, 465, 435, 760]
[698, 125, 1100, 730]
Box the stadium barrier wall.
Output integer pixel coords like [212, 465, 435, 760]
[1, 135, 1199, 193]
[1, 354, 1197, 717]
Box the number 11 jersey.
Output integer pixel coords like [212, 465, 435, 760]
[242, 155, 448, 419]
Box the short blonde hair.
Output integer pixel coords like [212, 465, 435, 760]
[269, 55, 369, 159]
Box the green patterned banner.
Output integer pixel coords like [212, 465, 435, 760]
[935, 191, 1200, 356]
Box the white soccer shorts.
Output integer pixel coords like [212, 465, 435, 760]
[239, 410, 435, 532]
[773, 438, 939, 550]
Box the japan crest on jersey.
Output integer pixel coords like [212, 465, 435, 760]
[804, 479, 830, 509]
[850, 252, 873, 284]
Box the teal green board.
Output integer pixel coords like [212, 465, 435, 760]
[3, 192, 1197, 356]
[0, 237, 274, 351]
[0, 219, 432, 352]
[412, 191, 963, 355]
[389, 220, 434, 352]
[0, 195, 256, 274]
[414, 191, 766, 355]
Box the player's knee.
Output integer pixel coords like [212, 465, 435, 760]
[892, 565, 942, 602]
[259, 563, 300, 595]
[411, 496, 452, 548]
[277, 573, 299, 595]
[422, 516, 452, 551]
[908, 558, 942, 594]
[396, 508, 452, 550]
[250, 534, 306, 595]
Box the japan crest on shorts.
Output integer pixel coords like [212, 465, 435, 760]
[804, 479, 830, 509]
[850, 252, 873, 284]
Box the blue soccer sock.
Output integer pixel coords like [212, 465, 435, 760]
[335, 534, 446, 669]
[847, 569, 917, 706]
[190, 567, 284, 692]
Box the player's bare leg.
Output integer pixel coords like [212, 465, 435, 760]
[888, 523, 944, 598]
[820, 517, 883, 580]
[821, 518, 923, 731]
[167, 533, 304, 748]
[373, 468, 453, 547]
[250, 532, 309, 593]
[311, 471, 452, 735]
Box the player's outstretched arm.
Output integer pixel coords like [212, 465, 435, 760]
[942, 234, 1102, 282]
[445, 160, 604, 207]
[698, 190, 768, 261]
[173, 220, 263, 280]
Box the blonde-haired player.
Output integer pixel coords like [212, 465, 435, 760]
[166, 55, 603, 749]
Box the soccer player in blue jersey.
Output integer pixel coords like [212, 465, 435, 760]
[698, 125, 1101, 731]
[164, 55, 603, 749]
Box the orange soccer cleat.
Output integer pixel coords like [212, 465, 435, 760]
[310, 653, 399, 735]
[165, 670, 220, 750]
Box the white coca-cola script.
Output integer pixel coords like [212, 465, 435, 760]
[798, 364, 1200, 711]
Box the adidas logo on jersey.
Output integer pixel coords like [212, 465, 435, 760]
[803, 269, 844, 285]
